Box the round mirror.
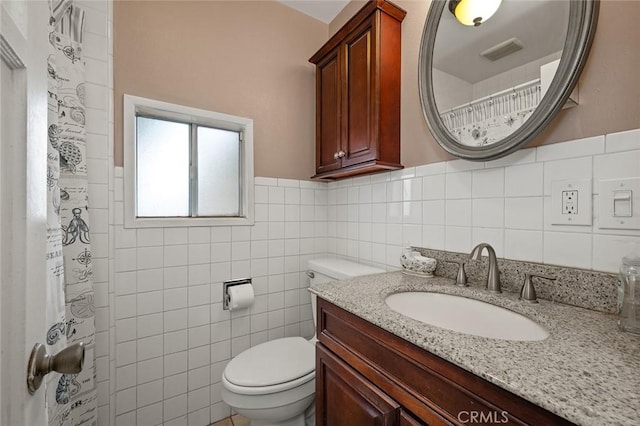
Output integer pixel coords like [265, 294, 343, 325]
[419, 0, 599, 161]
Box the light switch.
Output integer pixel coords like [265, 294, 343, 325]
[613, 190, 632, 217]
[599, 178, 640, 230]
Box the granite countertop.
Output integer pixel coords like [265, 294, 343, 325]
[309, 271, 640, 426]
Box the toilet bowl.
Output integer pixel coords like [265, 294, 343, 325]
[221, 337, 315, 426]
[221, 258, 385, 426]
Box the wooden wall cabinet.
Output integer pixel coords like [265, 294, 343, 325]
[309, 0, 406, 180]
[316, 298, 574, 426]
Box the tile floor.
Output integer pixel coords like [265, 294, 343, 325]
[211, 414, 250, 426]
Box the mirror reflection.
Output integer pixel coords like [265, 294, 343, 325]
[432, 0, 570, 147]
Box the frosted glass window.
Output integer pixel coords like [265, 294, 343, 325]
[124, 94, 253, 227]
[197, 126, 241, 216]
[136, 116, 190, 217]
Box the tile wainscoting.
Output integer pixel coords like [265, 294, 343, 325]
[326, 129, 640, 275]
[112, 128, 639, 425]
[78, 0, 114, 424]
[112, 173, 326, 425]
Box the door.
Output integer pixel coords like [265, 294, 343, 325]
[315, 46, 343, 175]
[1, 1, 52, 425]
[341, 15, 378, 168]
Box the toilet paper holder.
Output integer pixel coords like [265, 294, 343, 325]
[223, 278, 252, 310]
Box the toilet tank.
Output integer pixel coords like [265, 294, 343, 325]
[308, 258, 386, 283]
[307, 258, 385, 335]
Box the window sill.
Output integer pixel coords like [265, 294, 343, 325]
[124, 215, 254, 229]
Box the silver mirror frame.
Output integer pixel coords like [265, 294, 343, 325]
[419, 0, 600, 161]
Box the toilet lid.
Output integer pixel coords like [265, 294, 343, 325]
[224, 337, 315, 387]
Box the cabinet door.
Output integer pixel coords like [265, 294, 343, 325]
[317, 344, 400, 426]
[400, 410, 427, 426]
[341, 15, 378, 168]
[315, 47, 342, 175]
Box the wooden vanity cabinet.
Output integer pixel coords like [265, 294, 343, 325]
[317, 344, 425, 426]
[317, 345, 400, 425]
[315, 298, 574, 426]
[309, 0, 406, 180]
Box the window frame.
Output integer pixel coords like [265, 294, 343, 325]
[123, 94, 254, 228]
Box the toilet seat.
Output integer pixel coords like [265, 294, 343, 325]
[223, 337, 315, 396]
[223, 370, 315, 396]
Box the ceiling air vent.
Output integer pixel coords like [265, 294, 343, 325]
[481, 38, 524, 61]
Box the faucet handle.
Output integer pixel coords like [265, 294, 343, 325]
[445, 260, 467, 287]
[520, 273, 556, 303]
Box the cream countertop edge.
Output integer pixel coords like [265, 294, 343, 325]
[309, 271, 640, 426]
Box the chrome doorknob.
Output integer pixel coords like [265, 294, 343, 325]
[27, 342, 85, 394]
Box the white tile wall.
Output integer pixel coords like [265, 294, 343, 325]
[326, 129, 640, 274]
[605, 128, 640, 153]
[81, 1, 114, 424]
[113, 176, 326, 425]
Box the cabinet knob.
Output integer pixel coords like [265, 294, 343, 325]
[337, 150, 346, 158]
[334, 152, 340, 160]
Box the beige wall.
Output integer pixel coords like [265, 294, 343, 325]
[115, 1, 640, 179]
[332, 0, 640, 167]
[114, 1, 327, 179]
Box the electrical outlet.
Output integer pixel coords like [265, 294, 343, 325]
[562, 190, 578, 215]
[551, 179, 592, 225]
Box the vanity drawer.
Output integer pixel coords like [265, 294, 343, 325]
[317, 298, 573, 426]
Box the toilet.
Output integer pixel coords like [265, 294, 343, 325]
[221, 258, 385, 426]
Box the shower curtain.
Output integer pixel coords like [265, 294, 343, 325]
[46, 1, 98, 425]
[440, 80, 542, 147]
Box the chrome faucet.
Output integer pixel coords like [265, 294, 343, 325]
[469, 243, 501, 293]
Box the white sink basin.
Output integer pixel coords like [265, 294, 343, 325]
[385, 292, 549, 341]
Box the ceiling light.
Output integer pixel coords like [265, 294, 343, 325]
[449, 0, 502, 27]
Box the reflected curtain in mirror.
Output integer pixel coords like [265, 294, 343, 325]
[419, 0, 599, 161]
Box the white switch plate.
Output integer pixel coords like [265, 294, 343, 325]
[599, 178, 640, 230]
[550, 178, 592, 225]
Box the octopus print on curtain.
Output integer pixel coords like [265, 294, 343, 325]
[46, 1, 97, 425]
